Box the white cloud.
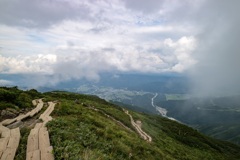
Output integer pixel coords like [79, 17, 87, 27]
[0, 54, 56, 74]
[0, 0, 236, 96]
[0, 0, 204, 86]
[163, 36, 197, 72]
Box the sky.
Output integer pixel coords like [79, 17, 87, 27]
[0, 0, 240, 95]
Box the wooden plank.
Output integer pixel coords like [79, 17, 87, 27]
[16, 114, 25, 121]
[0, 151, 2, 159]
[26, 112, 31, 116]
[2, 118, 17, 126]
[32, 100, 37, 106]
[45, 117, 52, 122]
[40, 116, 46, 122]
[39, 128, 50, 151]
[1, 130, 10, 138]
[29, 109, 37, 117]
[44, 107, 50, 116]
[44, 105, 52, 116]
[39, 115, 44, 120]
[48, 116, 53, 121]
[0, 127, 20, 160]
[42, 118, 52, 127]
[7, 136, 20, 149]
[19, 113, 30, 121]
[34, 123, 43, 129]
[48, 105, 54, 115]
[40, 146, 54, 160]
[30, 102, 44, 117]
[7, 128, 20, 149]
[27, 129, 39, 153]
[1, 119, 10, 126]
[0, 125, 9, 133]
[0, 148, 16, 160]
[10, 127, 20, 137]
[36, 103, 43, 111]
[38, 99, 43, 103]
[26, 150, 40, 160]
[0, 138, 9, 152]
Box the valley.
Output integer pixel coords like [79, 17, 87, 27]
[75, 84, 240, 145]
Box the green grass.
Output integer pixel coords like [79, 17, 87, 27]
[48, 103, 166, 160]
[0, 87, 41, 111]
[44, 91, 240, 160]
[1, 87, 240, 160]
[15, 127, 31, 160]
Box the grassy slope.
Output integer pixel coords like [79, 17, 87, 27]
[1, 87, 240, 159]
[44, 91, 240, 160]
[157, 97, 240, 145]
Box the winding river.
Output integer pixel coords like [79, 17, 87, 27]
[151, 93, 177, 121]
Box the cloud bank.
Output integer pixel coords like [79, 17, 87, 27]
[0, 0, 239, 95]
[190, 0, 240, 96]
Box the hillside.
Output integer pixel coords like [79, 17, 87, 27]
[156, 96, 240, 145]
[74, 84, 240, 145]
[1, 87, 240, 159]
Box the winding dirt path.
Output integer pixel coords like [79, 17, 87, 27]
[123, 109, 152, 142]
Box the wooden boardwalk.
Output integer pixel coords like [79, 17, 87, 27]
[0, 99, 56, 160]
[0, 99, 44, 126]
[0, 99, 44, 160]
[26, 102, 56, 160]
[0, 125, 20, 160]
